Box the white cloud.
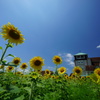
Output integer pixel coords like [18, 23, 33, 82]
[42, 66, 54, 71]
[16, 67, 30, 74]
[58, 53, 75, 67]
[97, 45, 100, 48]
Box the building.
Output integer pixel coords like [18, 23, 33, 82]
[74, 52, 100, 75]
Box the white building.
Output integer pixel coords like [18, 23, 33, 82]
[74, 52, 100, 75]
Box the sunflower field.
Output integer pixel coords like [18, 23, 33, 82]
[0, 23, 100, 100]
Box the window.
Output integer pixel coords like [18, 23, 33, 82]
[81, 56, 85, 59]
[77, 56, 81, 59]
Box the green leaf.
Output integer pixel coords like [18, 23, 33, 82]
[0, 87, 5, 91]
[10, 85, 21, 93]
[0, 46, 3, 50]
[24, 87, 31, 95]
[6, 62, 17, 67]
[1, 60, 7, 65]
[8, 44, 14, 48]
[7, 54, 15, 57]
[2, 60, 7, 63]
[0, 86, 6, 93]
[14, 95, 25, 100]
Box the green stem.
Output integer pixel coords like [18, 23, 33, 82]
[55, 64, 58, 75]
[23, 69, 25, 75]
[14, 67, 17, 74]
[3, 67, 5, 73]
[29, 81, 34, 100]
[0, 43, 9, 63]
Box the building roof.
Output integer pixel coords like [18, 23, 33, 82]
[74, 52, 87, 56]
[90, 57, 100, 62]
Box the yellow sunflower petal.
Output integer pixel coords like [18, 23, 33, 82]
[29, 56, 44, 70]
[1, 22, 25, 45]
[20, 63, 28, 70]
[12, 57, 21, 65]
[58, 67, 66, 74]
[6, 66, 14, 72]
[73, 66, 82, 76]
[52, 55, 62, 65]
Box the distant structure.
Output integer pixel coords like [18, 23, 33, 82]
[74, 52, 100, 75]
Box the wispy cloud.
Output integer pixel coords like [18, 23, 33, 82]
[96, 45, 100, 48]
[17, 67, 30, 74]
[58, 53, 75, 67]
[42, 66, 54, 71]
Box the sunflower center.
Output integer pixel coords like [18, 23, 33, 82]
[55, 58, 60, 62]
[60, 69, 64, 72]
[22, 65, 26, 68]
[8, 30, 20, 39]
[34, 60, 41, 66]
[75, 69, 80, 73]
[14, 60, 19, 64]
[98, 71, 100, 76]
[46, 71, 50, 74]
[9, 67, 12, 70]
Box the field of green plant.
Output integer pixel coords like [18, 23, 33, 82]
[0, 72, 100, 100]
[0, 23, 100, 100]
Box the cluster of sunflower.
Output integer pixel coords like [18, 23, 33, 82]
[0, 57, 28, 73]
[0, 23, 28, 73]
[0, 23, 100, 83]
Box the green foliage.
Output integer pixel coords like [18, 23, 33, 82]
[0, 72, 100, 100]
[0, 46, 3, 50]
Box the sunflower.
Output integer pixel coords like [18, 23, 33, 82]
[70, 73, 76, 78]
[30, 72, 39, 79]
[29, 56, 44, 70]
[45, 69, 51, 75]
[54, 75, 59, 79]
[81, 76, 85, 79]
[1, 22, 25, 45]
[20, 63, 28, 70]
[6, 66, 14, 72]
[0, 65, 4, 69]
[51, 75, 55, 79]
[73, 66, 82, 76]
[64, 74, 68, 78]
[58, 67, 66, 74]
[86, 76, 90, 78]
[12, 57, 21, 65]
[94, 68, 100, 78]
[15, 71, 23, 75]
[52, 55, 62, 65]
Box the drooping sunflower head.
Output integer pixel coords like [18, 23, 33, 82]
[20, 63, 28, 70]
[57, 67, 66, 74]
[29, 56, 44, 70]
[6, 66, 14, 72]
[73, 66, 82, 76]
[1, 22, 25, 45]
[0, 65, 4, 69]
[45, 69, 51, 75]
[52, 55, 62, 65]
[12, 57, 21, 65]
[94, 68, 100, 77]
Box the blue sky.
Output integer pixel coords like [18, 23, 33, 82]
[0, 0, 100, 75]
